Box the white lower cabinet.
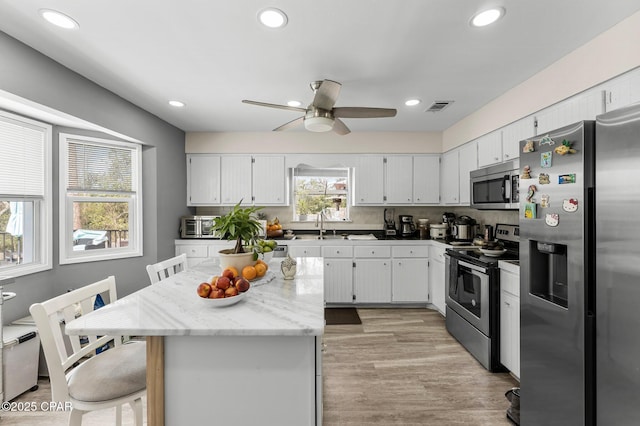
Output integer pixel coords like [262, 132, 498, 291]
[500, 267, 520, 379]
[391, 246, 429, 303]
[428, 245, 447, 315]
[353, 246, 391, 304]
[288, 246, 322, 258]
[175, 241, 234, 267]
[322, 246, 354, 304]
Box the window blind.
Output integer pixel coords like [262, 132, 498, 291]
[67, 140, 133, 193]
[0, 114, 46, 197]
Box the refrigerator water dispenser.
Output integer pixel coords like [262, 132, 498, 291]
[529, 241, 568, 308]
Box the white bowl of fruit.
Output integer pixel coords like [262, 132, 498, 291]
[196, 267, 251, 307]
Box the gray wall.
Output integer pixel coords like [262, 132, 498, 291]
[0, 32, 189, 323]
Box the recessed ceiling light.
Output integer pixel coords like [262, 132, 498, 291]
[39, 9, 79, 30]
[287, 100, 302, 107]
[169, 100, 185, 108]
[470, 7, 505, 27]
[405, 99, 421, 107]
[258, 8, 288, 29]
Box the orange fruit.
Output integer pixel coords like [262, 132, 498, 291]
[242, 265, 257, 280]
[256, 259, 268, 271]
[255, 263, 267, 277]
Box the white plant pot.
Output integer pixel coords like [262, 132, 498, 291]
[218, 250, 256, 272]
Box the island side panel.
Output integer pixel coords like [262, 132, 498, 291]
[147, 336, 165, 426]
[164, 335, 317, 425]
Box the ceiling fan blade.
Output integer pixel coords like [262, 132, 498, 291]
[312, 80, 342, 111]
[274, 116, 304, 132]
[333, 107, 397, 118]
[242, 99, 307, 113]
[332, 118, 351, 135]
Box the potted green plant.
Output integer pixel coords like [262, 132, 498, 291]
[212, 201, 263, 270]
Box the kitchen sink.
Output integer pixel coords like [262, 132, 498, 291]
[293, 234, 377, 240]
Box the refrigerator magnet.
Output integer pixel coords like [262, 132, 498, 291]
[526, 185, 537, 202]
[539, 135, 555, 146]
[540, 194, 550, 208]
[541, 151, 553, 168]
[562, 198, 579, 212]
[521, 165, 532, 179]
[558, 173, 576, 184]
[554, 139, 577, 155]
[524, 203, 537, 219]
[539, 173, 550, 185]
[523, 140, 535, 152]
[545, 213, 559, 227]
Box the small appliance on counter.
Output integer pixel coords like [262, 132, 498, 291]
[180, 215, 221, 238]
[442, 212, 456, 239]
[430, 223, 448, 240]
[452, 215, 478, 242]
[383, 208, 396, 237]
[398, 215, 416, 238]
[417, 219, 429, 240]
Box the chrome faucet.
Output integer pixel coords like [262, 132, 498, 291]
[315, 209, 327, 239]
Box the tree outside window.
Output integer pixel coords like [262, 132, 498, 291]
[293, 168, 349, 221]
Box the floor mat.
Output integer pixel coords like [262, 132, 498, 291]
[325, 307, 362, 325]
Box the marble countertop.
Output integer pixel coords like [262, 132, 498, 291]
[65, 257, 325, 337]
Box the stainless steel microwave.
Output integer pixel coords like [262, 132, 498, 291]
[180, 216, 221, 238]
[470, 160, 519, 210]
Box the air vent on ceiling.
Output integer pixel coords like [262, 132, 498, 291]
[425, 100, 454, 112]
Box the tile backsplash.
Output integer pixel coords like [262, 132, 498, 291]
[197, 205, 518, 234]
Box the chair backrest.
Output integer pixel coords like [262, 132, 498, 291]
[146, 253, 188, 284]
[29, 276, 120, 402]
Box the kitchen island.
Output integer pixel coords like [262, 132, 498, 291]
[65, 257, 325, 426]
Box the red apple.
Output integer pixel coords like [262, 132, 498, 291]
[235, 277, 250, 293]
[225, 286, 239, 297]
[209, 288, 225, 299]
[197, 282, 211, 298]
[216, 276, 231, 290]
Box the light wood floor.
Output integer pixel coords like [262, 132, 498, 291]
[3, 308, 517, 425]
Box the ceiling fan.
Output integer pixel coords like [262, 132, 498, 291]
[242, 79, 397, 135]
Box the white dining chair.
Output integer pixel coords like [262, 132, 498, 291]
[29, 276, 146, 426]
[146, 253, 188, 284]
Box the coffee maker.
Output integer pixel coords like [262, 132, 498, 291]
[399, 215, 416, 238]
[383, 208, 397, 237]
[442, 212, 456, 240]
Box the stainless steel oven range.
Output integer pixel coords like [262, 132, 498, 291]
[445, 223, 519, 372]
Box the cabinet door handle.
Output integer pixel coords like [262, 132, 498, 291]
[336, 250, 340, 254]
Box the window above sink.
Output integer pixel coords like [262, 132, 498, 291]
[292, 166, 350, 222]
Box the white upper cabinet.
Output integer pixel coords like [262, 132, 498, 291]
[353, 156, 385, 205]
[413, 155, 440, 204]
[188, 154, 287, 206]
[457, 141, 477, 205]
[252, 155, 286, 205]
[603, 67, 640, 113]
[502, 117, 533, 162]
[440, 149, 459, 204]
[385, 156, 413, 204]
[187, 154, 221, 206]
[354, 155, 440, 206]
[535, 88, 604, 135]
[476, 131, 503, 168]
[220, 155, 253, 205]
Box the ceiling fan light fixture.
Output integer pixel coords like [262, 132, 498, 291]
[470, 7, 505, 27]
[304, 116, 334, 132]
[258, 8, 288, 29]
[39, 9, 79, 30]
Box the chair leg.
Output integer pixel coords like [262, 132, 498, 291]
[68, 408, 84, 426]
[115, 404, 122, 426]
[130, 398, 144, 426]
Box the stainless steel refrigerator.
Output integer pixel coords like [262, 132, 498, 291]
[519, 103, 640, 425]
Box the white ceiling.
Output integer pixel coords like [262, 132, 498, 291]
[1, 1, 639, 134]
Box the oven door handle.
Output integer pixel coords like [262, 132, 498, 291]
[457, 259, 488, 274]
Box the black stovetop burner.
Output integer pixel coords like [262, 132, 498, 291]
[446, 223, 519, 267]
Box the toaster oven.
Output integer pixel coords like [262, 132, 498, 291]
[180, 216, 221, 238]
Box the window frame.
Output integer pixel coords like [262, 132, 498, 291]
[291, 167, 351, 222]
[59, 133, 143, 264]
[0, 110, 52, 277]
